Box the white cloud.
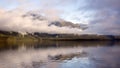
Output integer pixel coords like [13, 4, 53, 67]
[0, 9, 82, 34]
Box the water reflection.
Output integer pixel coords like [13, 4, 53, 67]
[0, 41, 120, 50]
[60, 57, 95, 68]
[0, 41, 120, 68]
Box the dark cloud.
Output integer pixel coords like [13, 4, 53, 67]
[79, 0, 120, 35]
[81, 0, 120, 10]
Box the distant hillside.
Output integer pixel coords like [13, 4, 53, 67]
[0, 30, 20, 36]
[0, 30, 120, 41]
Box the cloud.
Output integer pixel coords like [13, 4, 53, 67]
[0, 0, 120, 35]
[78, 0, 120, 35]
[77, 0, 120, 11]
[0, 9, 82, 34]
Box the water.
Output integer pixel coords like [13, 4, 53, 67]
[0, 41, 120, 68]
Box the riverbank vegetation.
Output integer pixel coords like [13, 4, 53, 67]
[0, 30, 120, 42]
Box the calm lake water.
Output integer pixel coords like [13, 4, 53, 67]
[0, 41, 120, 68]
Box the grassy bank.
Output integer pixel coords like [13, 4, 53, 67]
[0, 36, 38, 42]
[0, 33, 120, 42]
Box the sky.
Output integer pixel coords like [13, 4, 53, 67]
[0, 0, 120, 35]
